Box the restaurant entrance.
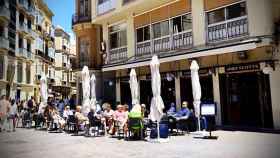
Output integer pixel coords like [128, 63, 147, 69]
[219, 72, 273, 128]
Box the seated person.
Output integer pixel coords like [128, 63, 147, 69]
[128, 104, 144, 139]
[102, 103, 114, 131]
[173, 101, 192, 120]
[167, 102, 176, 116]
[51, 109, 66, 131]
[111, 105, 128, 134]
[75, 106, 89, 126]
[63, 106, 73, 120]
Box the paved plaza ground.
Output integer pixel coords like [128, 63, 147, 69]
[0, 128, 280, 158]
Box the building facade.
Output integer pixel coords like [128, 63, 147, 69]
[53, 26, 76, 98]
[72, 0, 280, 129]
[0, 0, 55, 102]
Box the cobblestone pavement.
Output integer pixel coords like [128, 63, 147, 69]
[0, 128, 280, 158]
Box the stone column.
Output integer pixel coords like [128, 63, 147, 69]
[116, 78, 121, 103]
[212, 70, 222, 126]
[175, 73, 181, 110]
[270, 66, 280, 129]
[191, 0, 206, 46]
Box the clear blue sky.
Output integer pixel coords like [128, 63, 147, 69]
[44, 0, 75, 41]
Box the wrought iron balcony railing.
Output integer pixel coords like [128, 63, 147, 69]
[207, 16, 248, 42]
[136, 30, 193, 57]
[0, 36, 9, 50]
[72, 13, 91, 26]
[109, 46, 128, 63]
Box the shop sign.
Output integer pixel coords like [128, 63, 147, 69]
[225, 63, 260, 73]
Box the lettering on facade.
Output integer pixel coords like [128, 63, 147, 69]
[225, 63, 260, 73]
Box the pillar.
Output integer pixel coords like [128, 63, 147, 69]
[270, 66, 280, 129]
[191, 0, 206, 46]
[116, 78, 121, 103]
[127, 14, 135, 58]
[212, 70, 222, 126]
[175, 73, 181, 110]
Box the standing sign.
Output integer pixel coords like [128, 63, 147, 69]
[200, 103, 216, 116]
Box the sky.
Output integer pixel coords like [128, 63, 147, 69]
[44, 0, 75, 43]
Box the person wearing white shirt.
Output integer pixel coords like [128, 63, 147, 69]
[8, 99, 17, 132]
[63, 106, 73, 120]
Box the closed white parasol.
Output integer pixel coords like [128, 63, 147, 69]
[38, 74, 48, 114]
[150, 55, 164, 122]
[190, 60, 202, 131]
[81, 66, 91, 115]
[129, 69, 139, 106]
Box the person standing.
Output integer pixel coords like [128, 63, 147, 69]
[8, 99, 18, 132]
[0, 95, 11, 132]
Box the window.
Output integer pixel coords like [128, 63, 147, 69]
[27, 40, 31, 52]
[207, 2, 247, 25]
[18, 37, 23, 48]
[152, 20, 169, 39]
[17, 62, 23, 83]
[7, 62, 14, 82]
[136, 25, 150, 43]
[80, 39, 90, 66]
[227, 2, 246, 20]
[0, 56, 4, 80]
[208, 8, 225, 25]
[172, 14, 192, 33]
[19, 13, 24, 24]
[109, 24, 127, 49]
[27, 19, 32, 29]
[97, 0, 116, 15]
[0, 25, 4, 37]
[26, 63, 31, 84]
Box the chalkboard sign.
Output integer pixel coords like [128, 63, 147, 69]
[200, 103, 216, 116]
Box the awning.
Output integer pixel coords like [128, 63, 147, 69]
[102, 41, 258, 72]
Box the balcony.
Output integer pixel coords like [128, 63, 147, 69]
[26, 50, 33, 59]
[26, 27, 36, 39]
[0, 3, 10, 21]
[72, 13, 91, 26]
[207, 16, 248, 43]
[109, 46, 128, 63]
[18, 0, 35, 16]
[18, 22, 28, 34]
[18, 48, 28, 58]
[97, 0, 116, 15]
[136, 31, 193, 57]
[0, 36, 9, 50]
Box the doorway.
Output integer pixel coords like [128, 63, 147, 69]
[219, 72, 273, 128]
[180, 75, 214, 109]
[120, 80, 132, 107]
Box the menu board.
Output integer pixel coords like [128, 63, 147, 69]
[201, 103, 216, 116]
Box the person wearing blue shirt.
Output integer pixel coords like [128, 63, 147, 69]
[174, 101, 191, 120]
[167, 102, 176, 116]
